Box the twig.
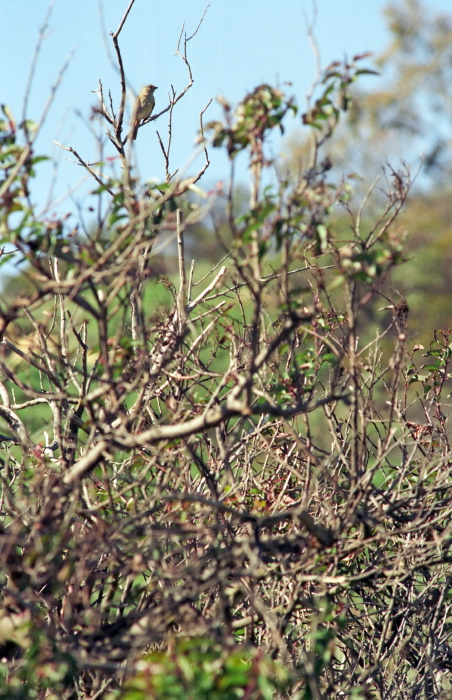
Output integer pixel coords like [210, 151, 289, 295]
[54, 141, 115, 196]
[110, 0, 137, 141]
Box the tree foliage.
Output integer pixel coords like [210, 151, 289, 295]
[0, 4, 452, 700]
[328, 0, 452, 186]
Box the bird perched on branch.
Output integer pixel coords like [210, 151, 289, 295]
[131, 84, 157, 140]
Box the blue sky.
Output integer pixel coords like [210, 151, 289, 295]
[1, 0, 451, 218]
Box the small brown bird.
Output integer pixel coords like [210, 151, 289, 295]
[131, 85, 157, 140]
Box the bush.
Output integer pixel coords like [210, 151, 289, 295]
[0, 12, 451, 700]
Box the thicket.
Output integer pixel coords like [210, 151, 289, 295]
[0, 3, 451, 699]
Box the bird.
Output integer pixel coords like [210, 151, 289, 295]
[130, 85, 157, 140]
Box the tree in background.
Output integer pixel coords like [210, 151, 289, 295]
[0, 3, 452, 700]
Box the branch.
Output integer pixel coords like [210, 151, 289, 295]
[63, 441, 109, 484]
[110, 0, 136, 141]
[54, 141, 115, 196]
